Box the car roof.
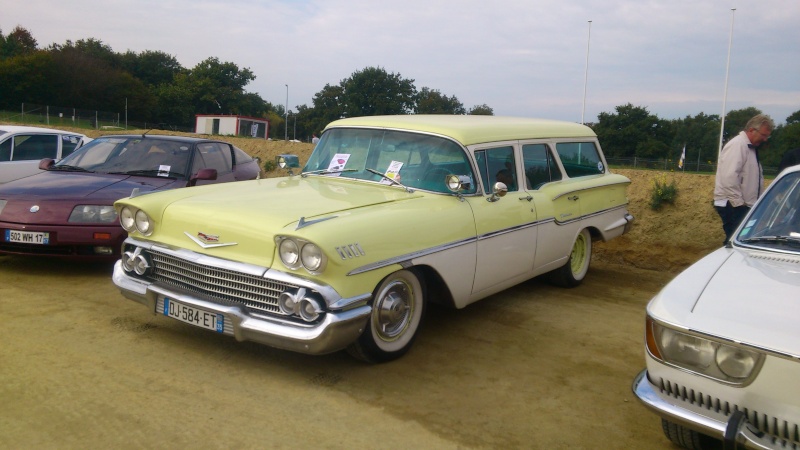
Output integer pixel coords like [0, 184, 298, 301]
[0, 125, 87, 136]
[324, 115, 596, 146]
[98, 134, 222, 143]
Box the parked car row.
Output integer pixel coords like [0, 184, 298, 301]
[3, 117, 797, 449]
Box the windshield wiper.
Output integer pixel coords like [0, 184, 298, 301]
[365, 168, 414, 193]
[301, 168, 357, 177]
[109, 169, 183, 177]
[739, 235, 800, 247]
[50, 165, 91, 172]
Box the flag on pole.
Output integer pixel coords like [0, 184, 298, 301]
[678, 144, 686, 169]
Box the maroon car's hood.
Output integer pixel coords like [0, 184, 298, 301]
[0, 171, 182, 225]
[0, 171, 181, 200]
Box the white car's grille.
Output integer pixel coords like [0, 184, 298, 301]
[148, 248, 298, 315]
[660, 378, 800, 447]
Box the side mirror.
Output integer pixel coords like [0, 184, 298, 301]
[39, 158, 55, 170]
[276, 154, 300, 175]
[487, 182, 508, 202]
[188, 168, 217, 186]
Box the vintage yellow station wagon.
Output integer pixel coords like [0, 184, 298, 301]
[112, 115, 633, 362]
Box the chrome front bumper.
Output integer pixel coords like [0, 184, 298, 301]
[112, 261, 372, 355]
[632, 369, 784, 450]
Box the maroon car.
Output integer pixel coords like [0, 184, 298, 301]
[0, 134, 260, 259]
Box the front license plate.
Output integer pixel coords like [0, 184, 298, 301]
[162, 298, 224, 333]
[5, 229, 50, 244]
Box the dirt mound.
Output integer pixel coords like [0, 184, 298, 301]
[595, 169, 724, 271]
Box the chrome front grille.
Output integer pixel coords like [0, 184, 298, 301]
[148, 249, 299, 315]
[660, 378, 800, 447]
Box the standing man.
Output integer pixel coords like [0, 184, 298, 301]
[312, 134, 320, 146]
[713, 113, 775, 244]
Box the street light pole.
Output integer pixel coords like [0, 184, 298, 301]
[284, 84, 289, 141]
[718, 8, 736, 159]
[581, 20, 592, 125]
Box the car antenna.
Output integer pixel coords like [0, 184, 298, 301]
[142, 129, 153, 138]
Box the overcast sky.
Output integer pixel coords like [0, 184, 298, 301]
[4, 0, 799, 124]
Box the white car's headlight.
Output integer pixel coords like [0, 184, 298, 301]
[134, 209, 153, 235]
[119, 206, 136, 231]
[68, 205, 119, 223]
[646, 317, 764, 384]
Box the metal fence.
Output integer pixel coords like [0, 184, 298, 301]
[606, 156, 779, 177]
[0, 103, 193, 133]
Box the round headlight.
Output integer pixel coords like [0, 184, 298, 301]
[279, 239, 300, 267]
[301, 243, 324, 272]
[278, 291, 298, 315]
[121, 251, 136, 272]
[133, 253, 151, 276]
[716, 345, 758, 379]
[134, 209, 152, 235]
[298, 298, 322, 322]
[120, 207, 135, 231]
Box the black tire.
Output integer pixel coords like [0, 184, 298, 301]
[661, 419, 720, 450]
[347, 269, 426, 363]
[547, 228, 592, 288]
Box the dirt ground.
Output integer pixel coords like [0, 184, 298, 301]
[0, 130, 727, 449]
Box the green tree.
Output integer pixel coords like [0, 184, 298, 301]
[119, 50, 185, 87]
[189, 57, 256, 115]
[340, 66, 416, 117]
[468, 104, 494, 115]
[415, 87, 465, 114]
[0, 26, 38, 59]
[592, 103, 672, 159]
[671, 112, 720, 168]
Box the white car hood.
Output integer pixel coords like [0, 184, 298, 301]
[648, 247, 800, 357]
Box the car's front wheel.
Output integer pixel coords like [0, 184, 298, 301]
[347, 269, 425, 363]
[661, 419, 719, 450]
[547, 228, 592, 288]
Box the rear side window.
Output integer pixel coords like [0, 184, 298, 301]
[61, 135, 85, 157]
[523, 144, 562, 189]
[11, 134, 59, 160]
[555, 142, 605, 178]
[193, 143, 233, 174]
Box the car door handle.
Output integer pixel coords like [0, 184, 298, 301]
[568, 195, 579, 201]
[519, 195, 532, 202]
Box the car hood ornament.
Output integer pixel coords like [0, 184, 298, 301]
[184, 232, 237, 249]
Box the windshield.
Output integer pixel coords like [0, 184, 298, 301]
[736, 171, 800, 252]
[55, 137, 192, 178]
[303, 128, 476, 194]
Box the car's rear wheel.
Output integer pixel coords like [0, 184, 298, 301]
[347, 269, 425, 363]
[547, 228, 592, 288]
[661, 419, 719, 450]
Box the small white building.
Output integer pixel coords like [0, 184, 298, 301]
[195, 115, 269, 139]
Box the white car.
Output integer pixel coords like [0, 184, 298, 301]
[0, 125, 90, 183]
[633, 164, 800, 449]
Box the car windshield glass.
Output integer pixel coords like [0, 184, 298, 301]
[736, 171, 800, 252]
[303, 128, 476, 194]
[55, 137, 192, 178]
